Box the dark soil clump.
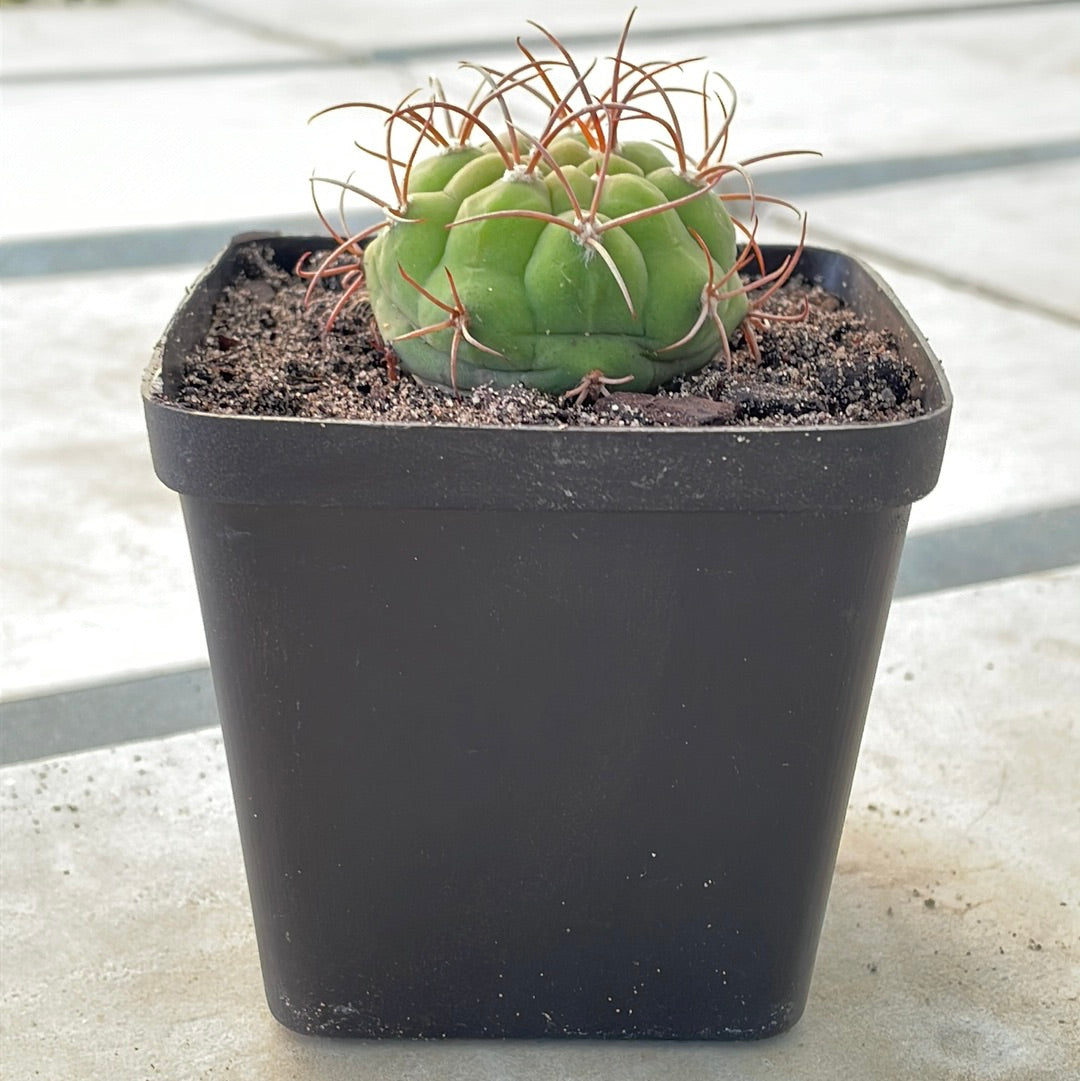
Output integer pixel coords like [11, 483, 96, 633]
[170, 242, 924, 427]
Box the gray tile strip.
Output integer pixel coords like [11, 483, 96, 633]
[0, 667, 219, 767]
[760, 137, 1080, 199]
[2, 503, 1078, 765]
[893, 503, 1080, 597]
[0, 215, 324, 278]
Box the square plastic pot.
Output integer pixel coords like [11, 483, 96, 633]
[143, 234, 951, 1039]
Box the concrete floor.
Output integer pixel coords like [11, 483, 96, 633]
[2, 1, 1079, 1077]
[3, 573, 1077, 1078]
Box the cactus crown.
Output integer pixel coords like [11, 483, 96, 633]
[302, 10, 809, 399]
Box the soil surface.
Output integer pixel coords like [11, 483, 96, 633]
[170, 242, 925, 427]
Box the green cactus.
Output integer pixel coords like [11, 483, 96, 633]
[305, 12, 807, 398]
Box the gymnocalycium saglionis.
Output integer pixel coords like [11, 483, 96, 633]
[300, 9, 810, 401]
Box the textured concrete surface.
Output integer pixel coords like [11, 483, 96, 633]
[2, 570, 1077, 1079]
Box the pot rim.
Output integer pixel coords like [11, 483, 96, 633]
[143, 234, 952, 512]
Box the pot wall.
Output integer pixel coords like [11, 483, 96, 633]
[144, 234, 951, 1039]
[183, 498, 908, 1038]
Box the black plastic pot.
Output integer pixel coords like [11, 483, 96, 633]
[143, 234, 951, 1039]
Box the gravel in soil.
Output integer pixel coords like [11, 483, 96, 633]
[169, 242, 925, 428]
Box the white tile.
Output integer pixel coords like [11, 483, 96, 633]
[0, 64, 419, 239]
[2, 568, 1077, 1077]
[901, 273, 1080, 535]
[0, 0, 320, 76]
[646, 8, 1080, 168]
[769, 160, 1080, 322]
[1, 266, 209, 697]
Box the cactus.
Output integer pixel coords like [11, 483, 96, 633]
[302, 12, 808, 398]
